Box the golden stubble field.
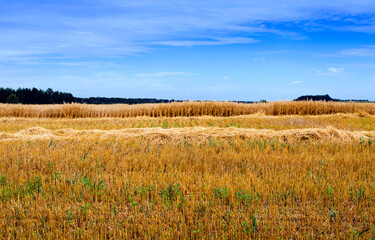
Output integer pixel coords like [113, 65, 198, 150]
[0, 102, 375, 239]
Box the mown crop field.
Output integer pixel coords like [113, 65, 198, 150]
[0, 102, 375, 239]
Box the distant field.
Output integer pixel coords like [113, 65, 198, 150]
[1, 101, 375, 117]
[1, 113, 375, 133]
[0, 102, 374, 239]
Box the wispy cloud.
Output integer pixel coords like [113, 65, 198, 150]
[317, 67, 345, 76]
[1, 0, 375, 62]
[135, 72, 193, 77]
[253, 57, 266, 61]
[339, 46, 375, 57]
[328, 67, 344, 74]
[153, 37, 257, 47]
[292, 81, 302, 84]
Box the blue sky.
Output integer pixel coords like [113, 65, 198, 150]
[1, 0, 375, 101]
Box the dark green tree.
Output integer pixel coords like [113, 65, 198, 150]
[6, 94, 19, 104]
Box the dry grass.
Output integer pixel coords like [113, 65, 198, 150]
[1, 126, 374, 143]
[1, 113, 375, 133]
[1, 135, 374, 239]
[0, 103, 375, 239]
[0, 101, 374, 118]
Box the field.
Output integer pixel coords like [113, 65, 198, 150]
[1, 101, 375, 239]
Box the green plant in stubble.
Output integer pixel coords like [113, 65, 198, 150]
[66, 211, 73, 224]
[349, 186, 366, 201]
[0, 176, 13, 202]
[81, 204, 90, 216]
[235, 190, 261, 206]
[81, 176, 106, 193]
[24, 176, 42, 195]
[81, 152, 88, 161]
[162, 121, 169, 129]
[242, 213, 258, 235]
[214, 187, 230, 201]
[48, 138, 54, 147]
[0, 176, 7, 186]
[192, 223, 203, 236]
[208, 139, 216, 147]
[278, 188, 296, 202]
[159, 183, 185, 209]
[235, 190, 251, 206]
[134, 184, 155, 201]
[327, 186, 333, 198]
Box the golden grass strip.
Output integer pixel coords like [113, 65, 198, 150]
[0, 101, 374, 118]
[1, 126, 374, 142]
[1, 113, 375, 133]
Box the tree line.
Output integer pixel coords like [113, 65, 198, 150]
[0, 87, 174, 104]
[0, 88, 75, 104]
[294, 94, 369, 102]
[1, 88, 370, 105]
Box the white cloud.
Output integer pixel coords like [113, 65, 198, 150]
[223, 76, 228, 80]
[253, 57, 266, 61]
[292, 81, 302, 84]
[328, 67, 344, 74]
[317, 67, 346, 76]
[135, 72, 192, 77]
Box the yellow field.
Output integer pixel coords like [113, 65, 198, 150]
[0, 102, 375, 239]
[1, 101, 375, 118]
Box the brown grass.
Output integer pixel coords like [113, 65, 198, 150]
[1, 101, 375, 118]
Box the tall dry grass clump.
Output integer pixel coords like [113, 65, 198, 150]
[0, 101, 374, 118]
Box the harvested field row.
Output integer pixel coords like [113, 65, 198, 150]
[1, 101, 375, 118]
[1, 113, 375, 132]
[1, 134, 374, 239]
[1, 126, 374, 142]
